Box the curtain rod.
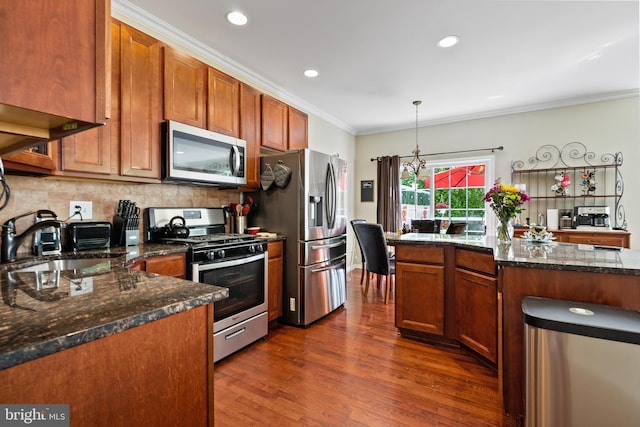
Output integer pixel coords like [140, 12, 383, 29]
[370, 146, 503, 162]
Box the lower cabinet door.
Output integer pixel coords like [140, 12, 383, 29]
[395, 261, 445, 335]
[455, 268, 497, 362]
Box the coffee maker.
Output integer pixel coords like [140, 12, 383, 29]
[33, 209, 62, 255]
[572, 206, 611, 230]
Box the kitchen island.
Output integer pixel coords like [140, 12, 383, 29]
[0, 245, 227, 427]
[387, 233, 640, 422]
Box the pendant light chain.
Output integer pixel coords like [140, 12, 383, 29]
[401, 100, 428, 179]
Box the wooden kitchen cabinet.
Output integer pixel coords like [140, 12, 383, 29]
[455, 249, 498, 363]
[118, 23, 162, 180]
[0, 304, 214, 427]
[207, 68, 240, 137]
[240, 83, 262, 190]
[1, 143, 57, 175]
[0, 0, 110, 153]
[395, 246, 445, 336]
[163, 47, 207, 129]
[127, 253, 187, 279]
[564, 231, 630, 247]
[288, 106, 308, 150]
[58, 122, 112, 175]
[261, 95, 288, 151]
[513, 228, 630, 248]
[267, 240, 284, 324]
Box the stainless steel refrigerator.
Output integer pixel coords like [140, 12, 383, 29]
[254, 149, 347, 327]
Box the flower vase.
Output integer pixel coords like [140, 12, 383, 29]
[496, 219, 514, 243]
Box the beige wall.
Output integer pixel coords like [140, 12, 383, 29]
[355, 96, 640, 249]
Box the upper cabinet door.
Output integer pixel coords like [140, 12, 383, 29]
[0, 0, 110, 124]
[119, 23, 161, 180]
[240, 83, 262, 189]
[288, 106, 308, 150]
[207, 68, 240, 137]
[261, 95, 288, 152]
[163, 47, 207, 129]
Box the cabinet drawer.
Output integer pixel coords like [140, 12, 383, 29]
[267, 241, 283, 259]
[456, 249, 496, 276]
[396, 245, 444, 264]
[144, 253, 186, 278]
[566, 233, 626, 248]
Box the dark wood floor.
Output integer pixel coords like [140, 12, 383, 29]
[214, 270, 517, 426]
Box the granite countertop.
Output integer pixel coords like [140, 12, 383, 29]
[387, 232, 640, 275]
[0, 244, 228, 370]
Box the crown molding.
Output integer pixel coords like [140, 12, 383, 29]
[358, 89, 640, 136]
[111, 0, 356, 135]
[112, 1, 636, 137]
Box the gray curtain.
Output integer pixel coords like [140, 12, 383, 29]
[376, 155, 401, 232]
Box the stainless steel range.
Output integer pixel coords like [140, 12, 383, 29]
[144, 207, 268, 362]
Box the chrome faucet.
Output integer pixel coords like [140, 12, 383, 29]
[1, 212, 61, 263]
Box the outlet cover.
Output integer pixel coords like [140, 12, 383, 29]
[69, 201, 93, 220]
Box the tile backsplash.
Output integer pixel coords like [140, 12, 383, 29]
[0, 175, 240, 255]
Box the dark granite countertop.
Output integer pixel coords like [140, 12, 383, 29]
[0, 244, 228, 370]
[387, 232, 640, 275]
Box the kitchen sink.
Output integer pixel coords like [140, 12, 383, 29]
[11, 257, 114, 275]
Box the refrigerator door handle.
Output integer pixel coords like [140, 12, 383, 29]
[310, 258, 346, 273]
[325, 162, 336, 229]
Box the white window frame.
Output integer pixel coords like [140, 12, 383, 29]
[401, 154, 496, 234]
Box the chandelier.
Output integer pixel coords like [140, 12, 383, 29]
[401, 100, 429, 180]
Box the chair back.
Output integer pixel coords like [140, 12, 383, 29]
[411, 219, 441, 233]
[446, 222, 467, 234]
[350, 219, 367, 258]
[352, 223, 392, 276]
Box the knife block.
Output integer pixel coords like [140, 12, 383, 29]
[111, 215, 140, 246]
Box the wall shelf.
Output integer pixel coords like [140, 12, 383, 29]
[511, 142, 625, 229]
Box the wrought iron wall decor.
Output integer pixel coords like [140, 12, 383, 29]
[511, 142, 625, 229]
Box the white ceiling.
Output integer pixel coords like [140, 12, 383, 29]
[115, 0, 640, 135]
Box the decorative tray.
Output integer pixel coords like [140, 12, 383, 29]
[522, 231, 555, 244]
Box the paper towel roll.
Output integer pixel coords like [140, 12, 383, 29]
[547, 209, 559, 230]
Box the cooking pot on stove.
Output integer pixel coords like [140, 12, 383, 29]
[164, 216, 190, 238]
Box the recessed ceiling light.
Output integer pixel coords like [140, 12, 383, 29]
[438, 35, 459, 48]
[304, 69, 319, 78]
[226, 11, 248, 26]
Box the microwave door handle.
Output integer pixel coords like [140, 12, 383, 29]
[230, 145, 241, 176]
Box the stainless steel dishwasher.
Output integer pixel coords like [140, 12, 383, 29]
[523, 296, 640, 427]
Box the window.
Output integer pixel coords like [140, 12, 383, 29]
[400, 156, 494, 235]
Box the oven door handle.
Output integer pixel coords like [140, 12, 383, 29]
[310, 258, 346, 273]
[193, 253, 266, 275]
[311, 241, 343, 250]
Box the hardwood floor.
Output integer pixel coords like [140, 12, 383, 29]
[214, 270, 517, 426]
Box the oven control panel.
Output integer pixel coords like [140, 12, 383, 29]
[193, 241, 266, 262]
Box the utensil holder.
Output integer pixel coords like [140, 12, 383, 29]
[235, 216, 246, 234]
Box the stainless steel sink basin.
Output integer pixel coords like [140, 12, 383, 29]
[12, 258, 113, 274]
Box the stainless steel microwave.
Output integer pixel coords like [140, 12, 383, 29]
[162, 120, 247, 187]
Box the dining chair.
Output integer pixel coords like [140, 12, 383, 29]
[446, 222, 468, 234]
[411, 219, 441, 234]
[350, 219, 368, 285]
[352, 223, 395, 304]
